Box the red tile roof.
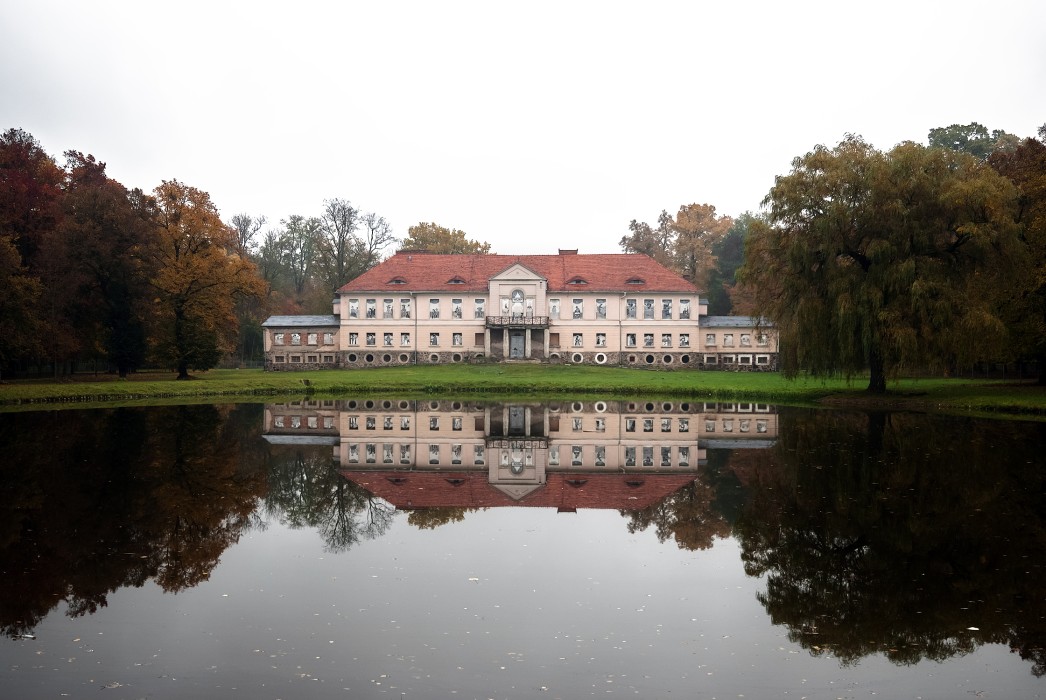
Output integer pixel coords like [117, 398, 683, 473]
[337, 252, 697, 294]
[339, 470, 697, 511]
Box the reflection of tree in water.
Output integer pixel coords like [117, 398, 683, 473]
[262, 448, 394, 552]
[0, 404, 267, 638]
[407, 507, 474, 530]
[624, 450, 746, 550]
[732, 409, 1046, 674]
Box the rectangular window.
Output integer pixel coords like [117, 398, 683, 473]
[642, 446, 653, 466]
[275, 355, 286, 363]
[626, 299, 637, 319]
[572, 417, 583, 432]
[705, 419, 716, 432]
[306, 355, 317, 363]
[429, 416, 439, 430]
[680, 299, 690, 320]
[384, 332, 393, 346]
[366, 443, 376, 463]
[348, 443, 359, 462]
[474, 445, 485, 465]
[643, 333, 654, 348]
[740, 419, 751, 433]
[366, 333, 376, 346]
[661, 446, 671, 467]
[643, 299, 654, 319]
[739, 355, 753, 364]
[366, 416, 376, 430]
[430, 332, 439, 346]
[722, 355, 735, 364]
[757, 333, 769, 347]
[452, 417, 462, 431]
[596, 333, 606, 347]
[549, 445, 560, 466]
[348, 416, 358, 430]
[625, 417, 636, 432]
[475, 298, 485, 318]
[596, 298, 607, 319]
[662, 299, 672, 319]
[571, 445, 583, 466]
[366, 299, 376, 318]
[348, 299, 359, 318]
[291, 332, 301, 345]
[549, 298, 560, 318]
[704, 354, 717, 364]
[678, 446, 689, 467]
[756, 419, 769, 434]
[290, 355, 302, 363]
[349, 332, 359, 346]
[662, 333, 672, 347]
[678, 417, 689, 433]
[643, 418, 653, 432]
[429, 444, 440, 464]
[451, 444, 462, 465]
[307, 333, 318, 345]
[323, 332, 334, 345]
[323, 416, 334, 429]
[384, 416, 393, 430]
[383, 299, 394, 319]
[740, 333, 752, 347]
[571, 299, 583, 319]
[595, 445, 606, 467]
[452, 333, 463, 346]
[383, 444, 393, 464]
[705, 333, 716, 346]
[756, 355, 769, 365]
[572, 333, 583, 347]
[429, 299, 440, 318]
[400, 444, 411, 464]
[595, 417, 605, 432]
[401, 416, 410, 430]
[401, 333, 411, 346]
[625, 446, 636, 467]
[400, 298, 411, 318]
[679, 333, 690, 348]
[626, 333, 636, 347]
[451, 299, 462, 319]
[475, 332, 484, 346]
[274, 332, 285, 345]
[661, 418, 671, 432]
[723, 333, 734, 347]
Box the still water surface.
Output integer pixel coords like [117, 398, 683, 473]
[1, 399, 1044, 699]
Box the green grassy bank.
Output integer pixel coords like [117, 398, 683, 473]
[1, 366, 1044, 416]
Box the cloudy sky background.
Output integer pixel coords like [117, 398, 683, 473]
[3, 0, 1045, 254]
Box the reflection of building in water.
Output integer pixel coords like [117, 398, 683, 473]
[263, 399, 778, 510]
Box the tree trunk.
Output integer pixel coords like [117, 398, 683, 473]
[867, 346, 887, 394]
[176, 360, 190, 380]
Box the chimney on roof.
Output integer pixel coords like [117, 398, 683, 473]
[558, 249, 578, 255]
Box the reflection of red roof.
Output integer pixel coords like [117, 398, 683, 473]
[340, 470, 697, 511]
[336, 252, 697, 294]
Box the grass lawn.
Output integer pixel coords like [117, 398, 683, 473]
[1, 365, 1044, 416]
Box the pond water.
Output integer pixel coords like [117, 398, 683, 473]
[1, 399, 1044, 699]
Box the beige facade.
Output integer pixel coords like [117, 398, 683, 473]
[261, 251, 778, 370]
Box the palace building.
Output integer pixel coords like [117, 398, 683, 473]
[262, 249, 777, 370]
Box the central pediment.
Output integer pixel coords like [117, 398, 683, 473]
[491, 262, 545, 282]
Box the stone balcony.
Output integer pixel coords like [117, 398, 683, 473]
[485, 315, 550, 329]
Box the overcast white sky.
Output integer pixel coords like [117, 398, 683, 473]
[3, 0, 1044, 254]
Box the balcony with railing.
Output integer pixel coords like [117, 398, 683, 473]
[485, 315, 550, 329]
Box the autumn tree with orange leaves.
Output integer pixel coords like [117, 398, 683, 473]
[146, 180, 264, 379]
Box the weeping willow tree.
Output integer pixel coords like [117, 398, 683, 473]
[738, 136, 1022, 393]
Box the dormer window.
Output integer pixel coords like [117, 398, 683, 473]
[388, 276, 407, 285]
[626, 277, 645, 285]
[566, 276, 588, 285]
[447, 276, 466, 285]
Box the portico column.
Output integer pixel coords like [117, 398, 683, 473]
[484, 328, 491, 356]
[524, 328, 532, 358]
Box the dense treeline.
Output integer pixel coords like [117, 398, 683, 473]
[0, 129, 398, 378]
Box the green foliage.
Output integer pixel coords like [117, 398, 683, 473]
[402, 222, 492, 254]
[740, 136, 1022, 392]
[928, 121, 1016, 159]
